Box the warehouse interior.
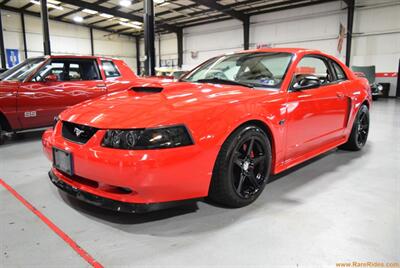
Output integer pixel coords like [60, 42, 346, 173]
[0, 0, 399, 267]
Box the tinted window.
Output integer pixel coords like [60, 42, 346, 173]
[102, 61, 120, 78]
[331, 61, 347, 81]
[294, 56, 334, 86]
[33, 59, 100, 82]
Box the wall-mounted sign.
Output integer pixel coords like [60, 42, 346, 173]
[6, 49, 20, 68]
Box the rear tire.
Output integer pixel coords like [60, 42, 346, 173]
[339, 104, 370, 151]
[372, 96, 378, 101]
[0, 124, 5, 145]
[208, 125, 272, 208]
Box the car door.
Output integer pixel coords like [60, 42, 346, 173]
[17, 58, 106, 129]
[284, 55, 349, 163]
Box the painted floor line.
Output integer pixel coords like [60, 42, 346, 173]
[0, 178, 104, 268]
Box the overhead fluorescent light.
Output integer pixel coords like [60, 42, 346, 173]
[119, 0, 132, 7]
[159, 2, 170, 7]
[99, 13, 114, 19]
[73, 16, 83, 23]
[82, 9, 98, 15]
[130, 21, 142, 26]
[119, 21, 142, 30]
[30, 0, 64, 10]
[154, 0, 165, 3]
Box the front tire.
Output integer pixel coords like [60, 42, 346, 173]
[208, 125, 272, 208]
[340, 104, 370, 151]
[372, 96, 378, 101]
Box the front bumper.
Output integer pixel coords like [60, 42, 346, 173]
[49, 170, 199, 213]
[42, 124, 218, 206]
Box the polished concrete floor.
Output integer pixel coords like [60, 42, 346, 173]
[1, 99, 399, 268]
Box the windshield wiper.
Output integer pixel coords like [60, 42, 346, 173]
[195, 78, 254, 88]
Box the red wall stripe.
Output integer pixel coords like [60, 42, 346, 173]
[376, 72, 398, 78]
[0, 178, 104, 268]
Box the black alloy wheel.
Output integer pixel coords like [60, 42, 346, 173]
[229, 136, 268, 199]
[209, 125, 272, 207]
[340, 104, 370, 151]
[356, 107, 369, 148]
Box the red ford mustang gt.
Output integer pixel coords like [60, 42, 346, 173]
[42, 48, 371, 213]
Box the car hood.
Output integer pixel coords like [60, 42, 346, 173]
[60, 80, 278, 129]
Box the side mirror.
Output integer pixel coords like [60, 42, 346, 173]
[44, 74, 58, 82]
[292, 75, 321, 91]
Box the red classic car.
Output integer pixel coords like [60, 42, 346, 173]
[0, 55, 138, 144]
[42, 48, 371, 213]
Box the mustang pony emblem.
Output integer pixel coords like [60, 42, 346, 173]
[73, 127, 85, 137]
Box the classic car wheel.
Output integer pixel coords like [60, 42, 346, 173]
[209, 125, 272, 207]
[340, 104, 370, 151]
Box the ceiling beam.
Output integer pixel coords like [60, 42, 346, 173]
[0, 3, 135, 38]
[58, 0, 180, 32]
[245, 0, 338, 16]
[56, 0, 109, 19]
[190, 0, 248, 21]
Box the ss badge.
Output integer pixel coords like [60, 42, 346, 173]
[24, 111, 37, 118]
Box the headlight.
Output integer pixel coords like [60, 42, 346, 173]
[101, 125, 194, 150]
[377, 84, 383, 91]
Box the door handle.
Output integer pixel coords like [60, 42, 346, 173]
[336, 92, 345, 99]
[96, 84, 107, 90]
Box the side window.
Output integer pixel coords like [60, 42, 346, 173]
[32, 59, 100, 81]
[68, 63, 82, 81]
[67, 60, 101, 81]
[33, 61, 65, 82]
[294, 56, 334, 86]
[102, 61, 121, 78]
[331, 61, 347, 81]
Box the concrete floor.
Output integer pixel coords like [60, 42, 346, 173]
[1, 99, 399, 268]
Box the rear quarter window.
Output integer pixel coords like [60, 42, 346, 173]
[102, 61, 121, 78]
[331, 60, 347, 81]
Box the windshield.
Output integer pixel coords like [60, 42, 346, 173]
[0, 57, 46, 81]
[182, 52, 293, 89]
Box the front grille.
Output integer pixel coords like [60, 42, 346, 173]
[62, 121, 98, 144]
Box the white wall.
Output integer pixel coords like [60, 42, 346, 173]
[138, 32, 178, 72]
[182, 0, 400, 73]
[183, 19, 244, 68]
[1, 10, 137, 71]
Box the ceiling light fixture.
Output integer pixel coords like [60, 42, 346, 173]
[119, 21, 142, 30]
[100, 13, 114, 19]
[73, 16, 83, 23]
[119, 0, 132, 7]
[30, 0, 63, 10]
[154, 0, 165, 3]
[82, 9, 98, 15]
[159, 2, 170, 7]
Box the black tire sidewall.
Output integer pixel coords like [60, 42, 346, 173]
[212, 125, 272, 207]
[354, 105, 370, 149]
[0, 124, 4, 145]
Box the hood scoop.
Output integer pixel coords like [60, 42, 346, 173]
[131, 86, 163, 93]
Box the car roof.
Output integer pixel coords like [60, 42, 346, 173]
[236, 47, 322, 55]
[48, 55, 115, 60]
